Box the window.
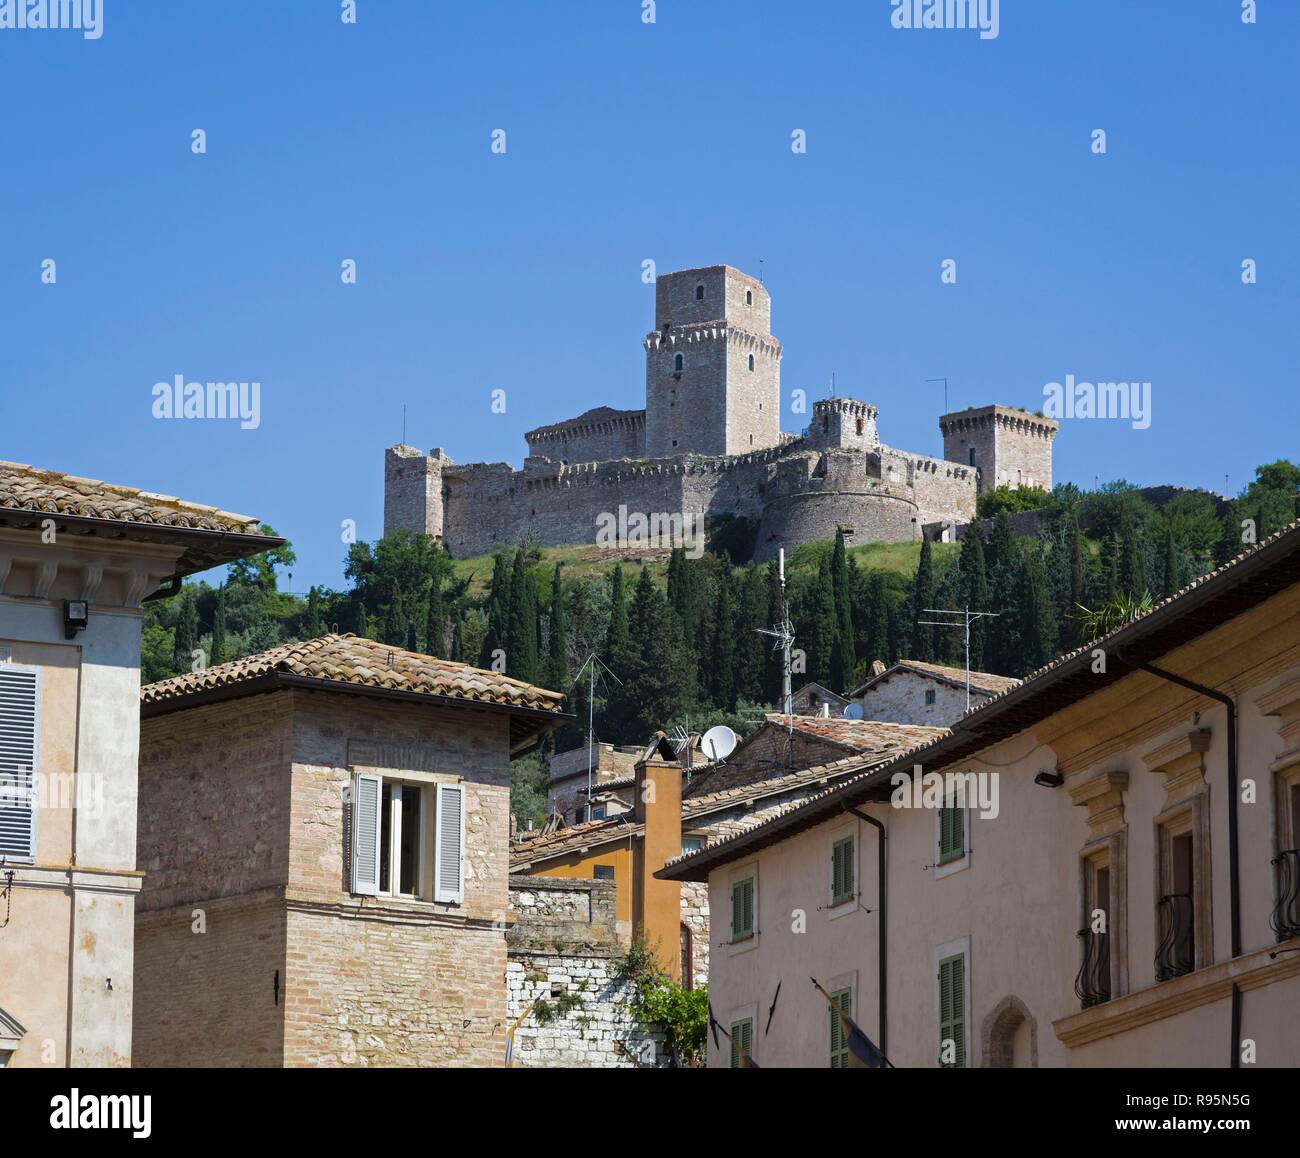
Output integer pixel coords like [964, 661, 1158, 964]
[938, 953, 966, 1067]
[746, 289, 753, 305]
[748, 353, 755, 371]
[731, 876, 755, 941]
[968, 446, 976, 466]
[593, 864, 615, 881]
[925, 689, 937, 706]
[1156, 821, 1197, 979]
[1077, 852, 1113, 1007]
[729, 1017, 754, 1068]
[855, 418, 864, 436]
[682, 836, 704, 854]
[829, 988, 852, 1068]
[0, 665, 38, 865]
[939, 791, 966, 864]
[1272, 775, 1300, 942]
[674, 352, 684, 373]
[351, 774, 464, 903]
[591, 805, 607, 820]
[695, 284, 705, 301]
[831, 836, 855, 906]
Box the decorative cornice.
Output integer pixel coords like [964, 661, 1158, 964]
[1067, 768, 1130, 837]
[1053, 937, 1300, 1047]
[1142, 728, 1212, 808]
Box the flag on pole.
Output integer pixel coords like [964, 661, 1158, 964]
[709, 1002, 761, 1068]
[811, 977, 891, 1069]
[505, 998, 539, 1068]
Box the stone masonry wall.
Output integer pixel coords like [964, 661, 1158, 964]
[854, 669, 993, 727]
[507, 875, 664, 1067]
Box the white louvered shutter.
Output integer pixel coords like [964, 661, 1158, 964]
[350, 772, 382, 896]
[434, 782, 465, 904]
[0, 667, 38, 864]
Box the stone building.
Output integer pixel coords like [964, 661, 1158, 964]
[661, 519, 1300, 1069]
[790, 681, 851, 718]
[0, 460, 275, 1068]
[384, 264, 1057, 560]
[133, 633, 567, 1068]
[849, 659, 1021, 726]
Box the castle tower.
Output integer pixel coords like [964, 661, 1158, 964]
[643, 265, 782, 458]
[384, 445, 451, 540]
[808, 397, 879, 451]
[939, 405, 1058, 495]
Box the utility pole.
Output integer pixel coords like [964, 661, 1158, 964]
[757, 547, 795, 719]
[918, 605, 1001, 712]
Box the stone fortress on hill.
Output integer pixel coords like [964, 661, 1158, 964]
[384, 265, 1059, 560]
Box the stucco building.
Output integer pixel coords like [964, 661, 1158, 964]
[0, 461, 275, 1068]
[132, 633, 567, 1067]
[661, 519, 1300, 1068]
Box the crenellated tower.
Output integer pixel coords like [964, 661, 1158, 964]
[939, 405, 1058, 495]
[643, 265, 782, 458]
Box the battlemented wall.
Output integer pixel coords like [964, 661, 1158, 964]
[384, 265, 1049, 558]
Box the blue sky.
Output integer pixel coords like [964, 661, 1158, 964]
[1, 0, 1296, 591]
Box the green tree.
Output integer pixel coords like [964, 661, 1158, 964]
[480, 552, 512, 669]
[910, 537, 936, 663]
[302, 585, 324, 638]
[711, 568, 737, 711]
[829, 530, 856, 693]
[505, 548, 540, 684]
[1016, 545, 1059, 675]
[426, 575, 446, 657]
[959, 523, 989, 671]
[227, 524, 296, 592]
[210, 583, 228, 666]
[546, 562, 568, 692]
[173, 587, 199, 673]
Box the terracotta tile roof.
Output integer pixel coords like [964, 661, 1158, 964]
[849, 659, 1020, 699]
[0, 460, 277, 576]
[511, 815, 637, 865]
[142, 633, 567, 717]
[660, 518, 1300, 882]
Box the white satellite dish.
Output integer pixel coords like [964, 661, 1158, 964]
[843, 703, 864, 721]
[701, 724, 738, 762]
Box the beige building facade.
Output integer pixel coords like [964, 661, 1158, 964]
[662, 521, 1300, 1068]
[133, 634, 567, 1067]
[0, 461, 273, 1068]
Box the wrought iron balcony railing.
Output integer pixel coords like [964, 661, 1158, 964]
[1155, 892, 1195, 981]
[1074, 927, 1111, 1010]
[1270, 849, 1300, 943]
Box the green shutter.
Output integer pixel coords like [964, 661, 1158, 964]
[938, 954, 966, 1068]
[730, 1018, 753, 1068]
[732, 877, 755, 940]
[939, 795, 965, 863]
[829, 988, 852, 1068]
[832, 836, 855, 906]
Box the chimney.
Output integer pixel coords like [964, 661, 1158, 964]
[821, 702, 831, 718]
[871, 659, 887, 677]
[632, 733, 683, 982]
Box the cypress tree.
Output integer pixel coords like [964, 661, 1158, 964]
[829, 530, 856, 693]
[480, 553, 512, 668]
[712, 568, 737, 710]
[764, 561, 786, 704]
[547, 562, 568, 692]
[426, 576, 446, 657]
[1117, 516, 1146, 599]
[960, 524, 990, 671]
[1017, 546, 1059, 675]
[1162, 528, 1180, 598]
[605, 563, 630, 661]
[735, 565, 771, 703]
[805, 554, 837, 686]
[173, 587, 199, 673]
[211, 583, 228, 665]
[911, 538, 936, 663]
[303, 585, 324, 638]
[863, 571, 890, 670]
[1069, 519, 1086, 646]
[505, 548, 539, 684]
[385, 588, 409, 649]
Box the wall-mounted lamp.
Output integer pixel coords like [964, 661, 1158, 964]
[1034, 769, 1064, 788]
[63, 600, 89, 640]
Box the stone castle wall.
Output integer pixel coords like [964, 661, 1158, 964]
[525, 409, 646, 465]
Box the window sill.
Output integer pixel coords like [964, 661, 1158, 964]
[828, 897, 857, 921]
[727, 932, 760, 956]
[934, 853, 970, 880]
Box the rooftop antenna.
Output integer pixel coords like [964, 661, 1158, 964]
[756, 547, 795, 724]
[759, 259, 765, 284]
[402, 404, 407, 444]
[572, 652, 622, 823]
[831, 372, 836, 398]
[918, 605, 1002, 712]
[926, 377, 949, 414]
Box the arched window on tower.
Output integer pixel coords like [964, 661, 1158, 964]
[748, 353, 755, 372]
[746, 290, 753, 305]
[674, 352, 684, 373]
[695, 284, 705, 301]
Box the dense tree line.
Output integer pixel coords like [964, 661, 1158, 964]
[143, 463, 1300, 755]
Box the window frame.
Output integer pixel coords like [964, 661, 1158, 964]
[830, 834, 856, 908]
[829, 986, 853, 1068]
[729, 1016, 754, 1068]
[350, 770, 463, 905]
[935, 939, 970, 1068]
[935, 787, 969, 874]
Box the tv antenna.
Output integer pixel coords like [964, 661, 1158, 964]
[917, 605, 1002, 712]
[926, 377, 949, 414]
[756, 547, 795, 720]
[571, 652, 623, 823]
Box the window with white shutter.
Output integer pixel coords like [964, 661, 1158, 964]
[0, 666, 39, 865]
[350, 772, 382, 896]
[434, 781, 464, 904]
